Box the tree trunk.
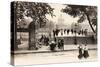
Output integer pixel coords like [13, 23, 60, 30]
[85, 13, 96, 33]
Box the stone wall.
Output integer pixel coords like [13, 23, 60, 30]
[56, 36, 97, 45]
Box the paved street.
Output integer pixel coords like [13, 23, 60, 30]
[13, 50, 97, 66]
[14, 44, 97, 54]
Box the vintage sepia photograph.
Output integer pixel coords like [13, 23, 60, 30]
[11, 1, 97, 66]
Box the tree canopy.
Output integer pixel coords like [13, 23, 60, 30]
[62, 5, 97, 33]
[14, 1, 54, 28]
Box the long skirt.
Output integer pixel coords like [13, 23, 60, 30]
[83, 50, 89, 58]
[78, 49, 83, 59]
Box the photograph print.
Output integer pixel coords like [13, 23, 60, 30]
[11, 1, 97, 66]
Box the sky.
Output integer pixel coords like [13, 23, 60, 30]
[46, 3, 79, 25]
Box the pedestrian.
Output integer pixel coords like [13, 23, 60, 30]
[45, 36, 49, 46]
[64, 29, 66, 34]
[83, 44, 89, 58]
[78, 44, 83, 59]
[67, 29, 70, 35]
[50, 41, 56, 52]
[78, 30, 81, 35]
[55, 29, 60, 36]
[61, 29, 63, 35]
[43, 35, 47, 46]
[84, 29, 88, 36]
[39, 35, 44, 46]
[58, 39, 61, 49]
[71, 29, 73, 34]
[60, 39, 64, 50]
[53, 29, 56, 37]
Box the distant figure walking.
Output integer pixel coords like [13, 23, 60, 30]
[55, 29, 60, 36]
[64, 29, 66, 34]
[58, 39, 64, 50]
[58, 39, 61, 49]
[60, 39, 64, 50]
[71, 29, 73, 34]
[67, 29, 70, 35]
[61, 29, 63, 35]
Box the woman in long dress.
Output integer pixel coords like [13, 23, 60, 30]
[78, 44, 83, 59]
[83, 44, 89, 58]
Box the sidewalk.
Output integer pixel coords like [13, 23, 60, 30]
[12, 44, 97, 54]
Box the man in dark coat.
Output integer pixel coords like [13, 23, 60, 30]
[50, 41, 56, 52]
[58, 39, 61, 49]
[58, 39, 64, 50]
[67, 29, 70, 35]
[60, 39, 64, 50]
[53, 30, 56, 37]
[45, 37, 49, 46]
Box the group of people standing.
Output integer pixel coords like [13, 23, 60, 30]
[53, 28, 88, 36]
[49, 39, 64, 52]
[38, 34, 64, 52]
[39, 35, 49, 46]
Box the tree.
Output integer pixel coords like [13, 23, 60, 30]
[14, 1, 54, 27]
[62, 5, 97, 34]
[13, 1, 54, 50]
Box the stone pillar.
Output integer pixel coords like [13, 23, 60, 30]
[28, 21, 37, 50]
